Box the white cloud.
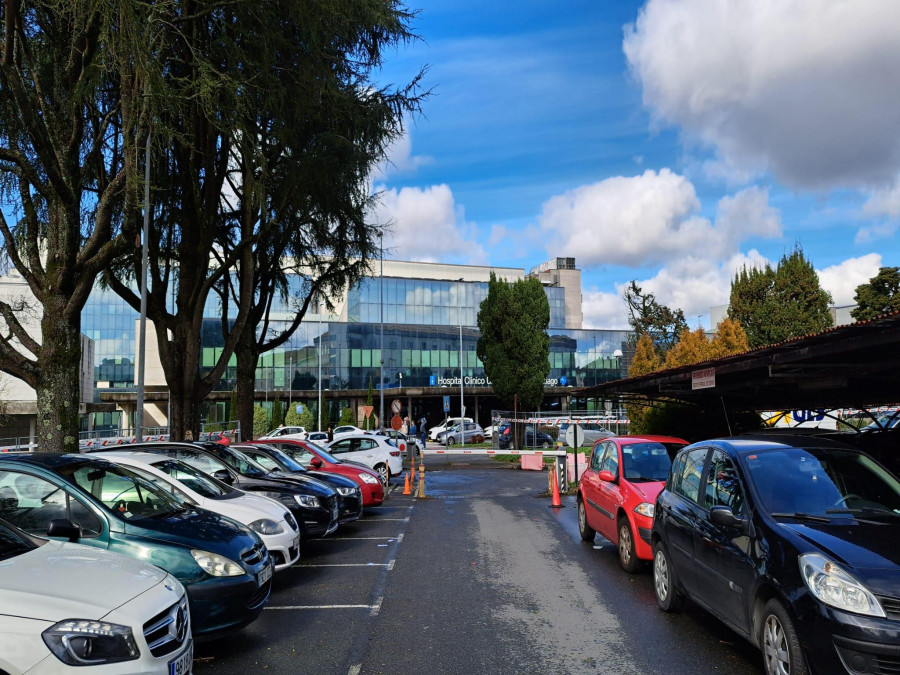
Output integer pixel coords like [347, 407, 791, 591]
[817, 253, 882, 305]
[539, 170, 781, 266]
[624, 0, 900, 191]
[370, 184, 486, 264]
[371, 129, 431, 182]
[583, 288, 630, 330]
[859, 180, 900, 241]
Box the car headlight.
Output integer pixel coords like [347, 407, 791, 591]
[799, 553, 885, 617]
[336, 486, 358, 496]
[294, 494, 321, 509]
[633, 502, 655, 518]
[360, 473, 380, 485]
[191, 549, 246, 577]
[249, 518, 284, 535]
[42, 620, 139, 665]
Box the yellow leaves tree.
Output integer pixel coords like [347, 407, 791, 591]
[710, 317, 749, 358]
[628, 334, 661, 376]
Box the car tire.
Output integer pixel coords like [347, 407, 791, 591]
[577, 497, 595, 542]
[617, 517, 641, 573]
[540, 440, 551, 449]
[375, 463, 389, 486]
[760, 599, 808, 675]
[653, 541, 684, 612]
[474, 435, 484, 443]
[448, 436, 456, 445]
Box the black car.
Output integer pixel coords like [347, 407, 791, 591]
[96, 443, 340, 543]
[234, 443, 363, 524]
[652, 435, 900, 675]
[496, 424, 554, 450]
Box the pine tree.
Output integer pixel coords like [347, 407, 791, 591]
[664, 328, 712, 368]
[710, 317, 750, 358]
[851, 267, 900, 321]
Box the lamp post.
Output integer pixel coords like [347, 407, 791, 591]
[458, 278, 465, 448]
[136, 130, 151, 440]
[317, 300, 322, 432]
[379, 232, 385, 432]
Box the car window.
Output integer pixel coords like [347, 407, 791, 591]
[703, 450, 745, 513]
[175, 449, 229, 476]
[330, 440, 350, 455]
[219, 448, 269, 477]
[360, 439, 377, 451]
[65, 463, 184, 521]
[600, 443, 619, 476]
[671, 448, 708, 504]
[280, 446, 316, 464]
[0, 470, 102, 537]
[621, 442, 674, 482]
[151, 460, 227, 500]
[0, 520, 35, 560]
[590, 442, 605, 470]
[244, 450, 281, 472]
[124, 464, 197, 505]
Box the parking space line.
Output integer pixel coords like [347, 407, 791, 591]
[324, 534, 404, 541]
[348, 665, 361, 675]
[265, 604, 378, 610]
[296, 561, 395, 569]
[370, 596, 383, 616]
[358, 517, 409, 522]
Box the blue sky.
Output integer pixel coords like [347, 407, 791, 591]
[372, 0, 900, 329]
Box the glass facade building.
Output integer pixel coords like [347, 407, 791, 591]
[82, 268, 630, 423]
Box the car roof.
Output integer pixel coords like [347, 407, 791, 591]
[686, 434, 859, 456]
[0, 452, 108, 469]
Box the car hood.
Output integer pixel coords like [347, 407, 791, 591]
[123, 505, 256, 553]
[783, 520, 900, 594]
[204, 492, 288, 525]
[0, 540, 169, 622]
[625, 480, 666, 504]
[259, 472, 337, 497]
[303, 470, 358, 488]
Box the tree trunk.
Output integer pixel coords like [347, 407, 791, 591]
[35, 295, 81, 453]
[235, 330, 259, 440]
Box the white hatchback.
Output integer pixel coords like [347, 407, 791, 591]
[325, 435, 403, 484]
[258, 426, 307, 440]
[0, 517, 193, 674]
[101, 451, 301, 571]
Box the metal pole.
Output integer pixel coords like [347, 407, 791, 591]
[379, 233, 384, 432]
[317, 304, 322, 432]
[458, 278, 464, 448]
[136, 130, 151, 440]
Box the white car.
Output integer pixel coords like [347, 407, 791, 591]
[258, 426, 307, 440]
[331, 425, 368, 441]
[306, 431, 329, 442]
[428, 417, 473, 441]
[102, 451, 301, 571]
[0, 517, 193, 674]
[325, 435, 402, 484]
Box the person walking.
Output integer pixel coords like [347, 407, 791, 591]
[401, 417, 409, 435]
[419, 417, 427, 449]
[327, 426, 334, 443]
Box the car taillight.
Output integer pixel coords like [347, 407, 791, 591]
[389, 451, 400, 456]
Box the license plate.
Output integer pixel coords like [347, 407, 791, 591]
[169, 640, 193, 675]
[259, 563, 273, 586]
[292, 535, 300, 550]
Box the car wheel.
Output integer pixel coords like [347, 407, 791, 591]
[540, 440, 551, 448]
[375, 463, 389, 486]
[653, 541, 684, 612]
[577, 497, 595, 542]
[761, 599, 808, 675]
[474, 435, 484, 443]
[617, 518, 641, 573]
[448, 436, 456, 445]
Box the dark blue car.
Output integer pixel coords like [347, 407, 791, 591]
[0, 453, 273, 641]
[652, 435, 900, 674]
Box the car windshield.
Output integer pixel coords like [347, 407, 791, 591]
[0, 520, 36, 560]
[621, 442, 678, 482]
[61, 462, 185, 520]
[219, 447, 270, 478]
[743, 447, 900, 518]
[242, 446, 306, 473]
[286, 442, 341, 464]
[150, 459, 230, 499]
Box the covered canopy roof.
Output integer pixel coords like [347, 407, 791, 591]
[576, 312, 900, 413]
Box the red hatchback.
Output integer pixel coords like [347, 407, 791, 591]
[577, 435, 687, 572]
[247, 438, 385, 506]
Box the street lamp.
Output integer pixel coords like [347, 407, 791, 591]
[317, 300, 322, 432]
[458, 278, 465, 448]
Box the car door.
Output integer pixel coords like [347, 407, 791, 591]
[657, 447, 711, 598]
[692, 449, 755, 634]
[579, 442, 605, 531]
[0, 469, 107, 544]
[592, 441, 623, 542]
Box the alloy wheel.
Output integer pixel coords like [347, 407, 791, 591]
[654, 550, 669, 601]
[763, 615, 790, 675]
[619, 523, 633, 567]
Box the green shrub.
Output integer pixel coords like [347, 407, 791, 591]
[253, 406, 269, 438]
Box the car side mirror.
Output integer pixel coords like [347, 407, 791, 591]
[310, 456, 323, 467]
[598, 470, 616, 483]
[47, 518, 81, 542]
[213, 469, 234, 485]
[709, 505, 746, 529]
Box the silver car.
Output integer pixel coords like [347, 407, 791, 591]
[436, 422, 485, 445]
[559, 422, 615, 447]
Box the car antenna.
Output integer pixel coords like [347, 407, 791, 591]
[721, 397, 733, 435]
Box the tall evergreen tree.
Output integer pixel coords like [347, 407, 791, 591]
[851, 267, 900, 321]
[476, 273, 550, 411]
[623, 281, 688, 357]
[728, 246, 832, 348]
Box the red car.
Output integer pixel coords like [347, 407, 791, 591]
[246, 438, 385, 506]
[577, 435, 688, 572]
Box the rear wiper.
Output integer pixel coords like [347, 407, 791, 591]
[770, 512, 832, 523]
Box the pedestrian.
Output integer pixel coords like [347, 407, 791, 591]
[401, 417, 409, 435]
[419, 417, 427, 448]
[327, 426, 333, 443]
[408, 419, 417, 438]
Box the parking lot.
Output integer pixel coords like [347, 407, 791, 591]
[193, 458, 762, 674]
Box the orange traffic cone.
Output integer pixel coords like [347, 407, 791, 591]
[403, 471, 412, 495]
[549, 466, 565, 508]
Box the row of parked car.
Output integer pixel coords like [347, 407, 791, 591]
[576, 430, 900, 675]
[0, 433, 407, 674]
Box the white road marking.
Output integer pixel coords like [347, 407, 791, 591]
[348, 666, 361, 675]
[324, 534, 404, 541]
[266, 604, 378, 610]
[296, 562, 394, 568]
[370, 596, 383, 616]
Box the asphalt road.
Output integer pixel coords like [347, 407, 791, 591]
[194, 458, 762, 674]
